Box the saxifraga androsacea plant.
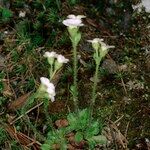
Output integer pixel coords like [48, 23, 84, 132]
[63, 14, 86, 112]
[19, 52, 69, 126]
[88, 38, 115, 121]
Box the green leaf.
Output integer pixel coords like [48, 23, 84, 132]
[85, 120, 100, 139]
[67, 113, 77, 130]
[92, 135, 107, 144]
[1, 8, 13, 21]
[74, 32, 81, 46]
[70, 85, 76, 97]
[75, 132, 83, 142]
[67, 109, 90, 131]
[87, 138, 96, 149]
[41, 144, 51, 150]
[77, 109, 90, 129]
[86, 135, 107, 149]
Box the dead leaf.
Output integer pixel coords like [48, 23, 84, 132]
[3, 80, 13, 97]
[102, 58, 119, 74]
[52, 144, 60, 150]
[67, 144, 76, 150]
[55, 119, 69, 128]
[8, 93, 31, 111]
[4, 124, 41, 149]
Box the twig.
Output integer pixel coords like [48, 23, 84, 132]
[120, 77, 128, 95]
[19, 132, 42, 146]
[10, 102, 43, 125]
[125, 121, 130, 138]
[114, 115, 124, 124]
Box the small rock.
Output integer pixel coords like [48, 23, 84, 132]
[102, 58, 118, 74]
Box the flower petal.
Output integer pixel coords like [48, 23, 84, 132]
[57, 55, 69, 64]
[40, 77, 51, 87]
[87, 38, 104, 43]
[63, 18, 83, 27]
[67, 14, 76, 19]
[44, 51, 57, 58]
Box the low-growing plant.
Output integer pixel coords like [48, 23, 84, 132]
[41, 14, 113, 149]
[41, 109, 106, 150]
[0, 127, 8, 145]
[0, 7, 13, 23]
[10, 14, 115, 149]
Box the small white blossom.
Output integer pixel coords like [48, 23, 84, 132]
[88, 38, 115, 49]
[40, 77, 51, 87]
[100, 41, 115, 50]
[46, 87, 56, 102]
[44, 51, 57, 58]
[87, 38, 104, 44]
[19, 11, 26, 18]
[57, 55, 69, 64]
[88, 38, 115, 58]
[63, 18, 83, 27]
[40, 77, 56, 102]
[67, 14, 86, 19]
[47, 87, 55, 95]
[63, 14, 86, 28]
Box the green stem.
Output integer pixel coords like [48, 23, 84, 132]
[73, 44, 78, 112]
[44, 103, 54, 130]
[56, 0, 61, 11]
[50, 69, 57, 81]
[90, 59, 101, 121]
[24, 115, 46, 141]
[49, 64, 53, 78]
[21, 93, 37, 114]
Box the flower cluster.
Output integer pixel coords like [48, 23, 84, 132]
[37, 52, 69, 102]
[40, 77, 56, 102]
[63, 14, 86, 46]
[44, 51, 69, 65]
[88, 38, 115, 59]
[44, 51, 57, 58]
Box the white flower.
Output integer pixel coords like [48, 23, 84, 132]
[46, 87, 56, 102]
[87, 38, 104, 44]
[40, 77, 51, 88]
[57, 55, 69, 64]
[67, 14, 86, 19]
[88, 38, 115, 58]
[40, 77, 56, 102]
[87, 38, 104, 51]
[44, 51, 57, 58]
[63, 14, 86, 28]
[101, 42, 115, 50]
[63, 18, 83, 27]
[88, 38, 115, 49]
[19, 11, 26, 18]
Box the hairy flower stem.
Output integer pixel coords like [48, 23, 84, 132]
[44, 104, 54, 130]
[49, 64, 53, 78]
[73, 44, 78, 112]
[24, 116, 46, 141]
[90, 60, 101, 122]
